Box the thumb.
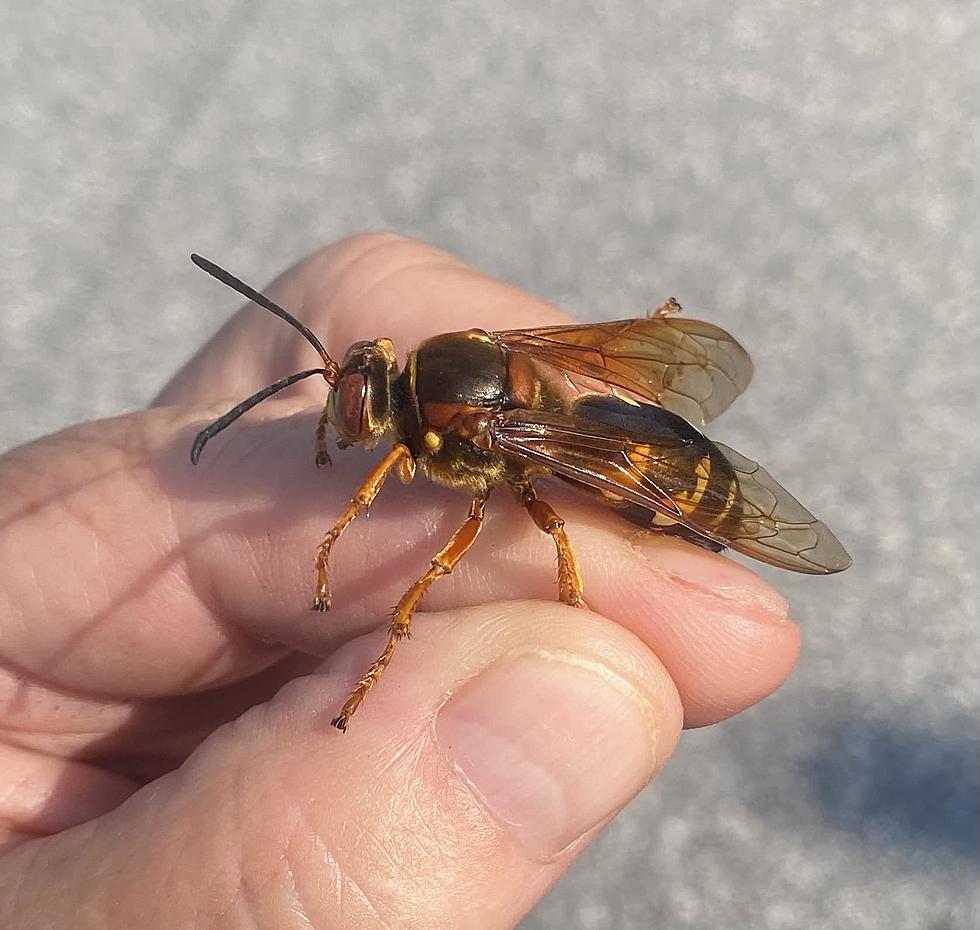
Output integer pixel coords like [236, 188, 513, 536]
[0, 602, 682, 930]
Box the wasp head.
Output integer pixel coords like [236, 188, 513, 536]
[327, 338, 398, 449]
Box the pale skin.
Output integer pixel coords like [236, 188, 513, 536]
[0, 234, 801, 929]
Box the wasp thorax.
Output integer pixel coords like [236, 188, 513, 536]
[327, 338, 398, 448]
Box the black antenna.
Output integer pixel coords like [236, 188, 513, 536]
[190, 254, 339, 382]
[190, 368, 328, 464]
[189, 254, 343, 464]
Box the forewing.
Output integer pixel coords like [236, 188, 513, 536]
[493, 317, 753, 426]
[489, 411, 689, 519]
[490, 410, 851, 575]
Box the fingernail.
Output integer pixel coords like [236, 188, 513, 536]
[436, 650, 658, 859]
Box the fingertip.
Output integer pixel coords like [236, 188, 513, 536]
[606, 535, 804, 727]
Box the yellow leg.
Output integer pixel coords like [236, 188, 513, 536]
[313, 443, 415, 611]
[517, 485, 587, 608]
[331, 495, 487, 731]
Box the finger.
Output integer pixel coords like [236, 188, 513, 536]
[154, 232, 569, 408]
[0, 743, 136, 853]
[0, 401, 795, 751]
[0, 603, 683, 930]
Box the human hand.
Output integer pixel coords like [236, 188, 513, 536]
[0, 234, 800, 928]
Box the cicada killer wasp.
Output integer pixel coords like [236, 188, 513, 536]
[189, 255, 850, 730]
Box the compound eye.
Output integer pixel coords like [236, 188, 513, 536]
[337, 372, 367, 438]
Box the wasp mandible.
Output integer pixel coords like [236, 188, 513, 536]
[189, 254, 850, 731]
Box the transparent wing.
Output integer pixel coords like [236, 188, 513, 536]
[707, 441, 853, 574]
[490, 408, 851, 575]
[493, 316, 753, 426]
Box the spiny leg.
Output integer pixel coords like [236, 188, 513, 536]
[515, 482, 587, 608]
[313, 443, 415, 611]
[331, 494, 488, 731]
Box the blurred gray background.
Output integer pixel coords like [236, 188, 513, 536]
[2, 1, 977, 927]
